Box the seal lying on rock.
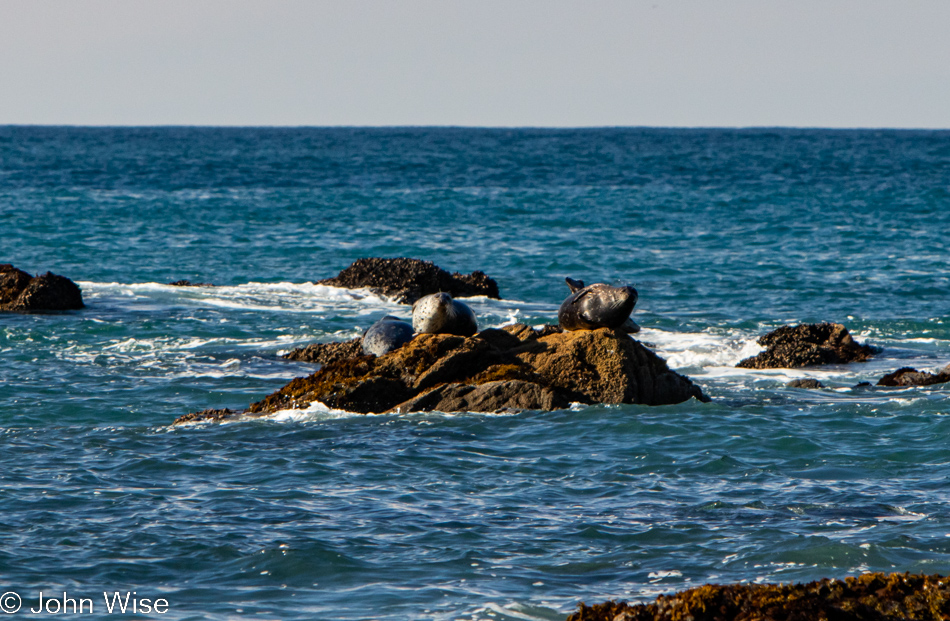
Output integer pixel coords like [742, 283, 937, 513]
[412, 292, 478, 336]
[558, 277, 639, 332]
[361, 316, 415, 356]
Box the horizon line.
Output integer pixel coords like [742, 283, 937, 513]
[2, 123, 950, 132]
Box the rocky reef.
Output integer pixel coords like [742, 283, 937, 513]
[877, 364, 950, 387]
[316, 257, 500, 304]
[175, 324, 708, 424]
[567, 573, 950, 621]
[0, 264, 84, 312]
[737, 323, 875, 369]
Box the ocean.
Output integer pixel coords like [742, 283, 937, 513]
[1, 126, 949, 620]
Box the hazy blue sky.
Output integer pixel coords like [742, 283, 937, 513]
[2, 0, 948, 127]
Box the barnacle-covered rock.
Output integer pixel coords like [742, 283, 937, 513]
[567, 572, 950, 621]
[737, 323, 875, 369]
[316, 257, 500, 304]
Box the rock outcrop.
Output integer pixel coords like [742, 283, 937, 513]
[175, 324, 708, 424]
[283, 338, 363, 365]
[737, 323, 875, 369]
[877, 364, 950, 387]
[0, 264, 84, 312]
[316, 257, 500, 304]
[567, 573, 950, 621]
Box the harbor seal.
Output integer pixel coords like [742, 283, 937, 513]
[558, 277, 638, 332]
[361, 316, 415, 356]
[412, 292, 478, 336]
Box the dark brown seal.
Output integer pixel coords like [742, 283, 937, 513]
[557, 277, 638, 331]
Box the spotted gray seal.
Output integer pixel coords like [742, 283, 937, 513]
[557, 277, 639, 332]
[361, 315, 415, 356]
[412, 292, 478, 336]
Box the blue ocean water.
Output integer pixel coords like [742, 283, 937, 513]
[1, 126, 949, 620]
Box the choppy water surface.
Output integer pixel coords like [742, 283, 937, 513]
[1, 127, 949, 620]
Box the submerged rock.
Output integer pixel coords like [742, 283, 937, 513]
[877, 364, 950, 387]
[282, 338, 363, 365]
[176, 324, 708, 423]
[787, 378, 824, 389]
[737, 323, 875, 369]
[173, 408, 243, 425]
[168, 280, 213, 287]
[567, 572, 950, 621]
[0, 264, 84, 312]
[316, 257, 500, 304]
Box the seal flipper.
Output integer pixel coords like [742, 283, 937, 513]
[565, 277, 585, 293]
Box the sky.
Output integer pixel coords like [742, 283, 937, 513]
[1, 0, 948, 128]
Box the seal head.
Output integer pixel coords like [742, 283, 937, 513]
[412, 292, 478, 336]
[558, 277, 638, 331]
[361, 315, 415, 356]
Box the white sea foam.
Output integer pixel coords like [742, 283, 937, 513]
[79, 280, 397, 314]
[266, 400, 369, 423]
[644, 327, 762, 372]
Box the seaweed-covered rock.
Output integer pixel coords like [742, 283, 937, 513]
[737, 323, 875, 369]
[877, 364, 950, 387]
[567, 572, 950, 621]
[174, 324, 708, 424]
[316, 257, 500, 304]
[282, 338, 363, 365]
[0, 264, 84, 311]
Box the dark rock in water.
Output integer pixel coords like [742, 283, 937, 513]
[0, 264, 84, 312]
[787, 378, 824, 389]
[176, 324, 708, 423]
[282, 338, 363, 365]
[737, 323, 875, 369]
[316, 257, 500, 304]
[567, 572, 950, 621]
[0, 265, 34, 306]
[168, 280, 213, 287]
[877, 364, 950, 387]
[361, 316, 414, 356]
[173, 408, 244, 425]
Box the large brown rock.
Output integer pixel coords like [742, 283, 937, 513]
[877, 364, 950, 387]
[174, 324, 708, 424]
[316, 257, 500, 304]
[391, 380, 569, 414]
[567, 572, 950, 621]
[0, 264, 84, 312]
[513, 328, 709, 406]
[737, 323, 875, 369]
